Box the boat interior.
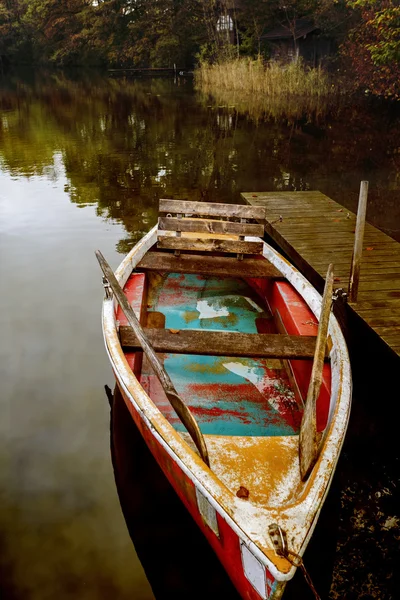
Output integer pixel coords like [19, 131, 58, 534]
[115, 200, 332, 505]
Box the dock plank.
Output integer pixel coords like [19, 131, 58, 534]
[242, 191, 400, 357]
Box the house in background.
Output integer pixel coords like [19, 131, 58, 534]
[216, 13, 235, 45]
[216, 0, 242, 46]
[262, 18, 332, 65]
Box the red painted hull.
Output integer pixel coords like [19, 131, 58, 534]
[103, 231, 351, 600]
[117, 380, 283, 600]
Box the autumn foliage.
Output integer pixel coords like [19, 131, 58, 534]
[0, 0, 399, 100]
[342, 1, 400, 98]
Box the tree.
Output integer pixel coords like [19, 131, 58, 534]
[343, 0, 400, 98]
[20, 0, 101, 65]
[0, 0, 32, 66]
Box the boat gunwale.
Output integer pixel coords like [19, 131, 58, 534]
[100, 224, 352, 582]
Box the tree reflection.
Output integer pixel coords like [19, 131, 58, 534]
[0, 70, 399, 246]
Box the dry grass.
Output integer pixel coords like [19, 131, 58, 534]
[195, 58, 332, 98]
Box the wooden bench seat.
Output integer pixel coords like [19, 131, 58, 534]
[119, 327, 329, 360]
[136, 252, 283, 278]
[157, 199, 266, 256]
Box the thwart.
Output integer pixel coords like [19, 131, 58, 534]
[97, 200, 352, 600]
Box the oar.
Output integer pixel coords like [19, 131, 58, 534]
[95, 250, 210, 467]
[299, 263, 334, 481]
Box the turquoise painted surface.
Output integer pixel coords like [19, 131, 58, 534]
[149, 273, 262, 332]
[146, 273, 302, 436]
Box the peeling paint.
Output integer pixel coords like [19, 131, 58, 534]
[197, 299, 230, 319]
[100, 225, 352, 599]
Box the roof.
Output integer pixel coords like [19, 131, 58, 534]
[262, 18, 318, 41]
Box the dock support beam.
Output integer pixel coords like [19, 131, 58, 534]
[348, 181, 369, 302]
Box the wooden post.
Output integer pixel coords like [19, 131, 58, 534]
[348, 181, 369, 302]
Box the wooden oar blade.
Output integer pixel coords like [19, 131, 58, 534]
[95, 249, 210, 467]
[299, 263, 334, 480]
[166, 390, 209, 463]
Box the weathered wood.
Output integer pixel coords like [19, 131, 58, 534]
[287, 234, 396, 246]
[313, 259, 400, 271]
[120, 327, 327, 360]
[356, 308, 400, 318]
[95, 250, 210, 466]
[282, 221, 386, 233]
[291, 240, 397, 253]
[242, 191, 330, 202]
[300, 264, 334, 481]
[137, 252, 282, 278]
[356, 290, 400, 300]
[317, 264, 400, 276]
[286, 232, 384, 243]
[159, 199, 266, 221]
[244, 189, 400, 355]
[358, 279, 400, 291]
[158, 216, 264, 237]
[373, 325, 400, 335]
[357, 317, 400, 327]
[157, 236, 264, 255]
[351, 300, 400, 310]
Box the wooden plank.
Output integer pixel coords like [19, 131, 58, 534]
[266, 207, 352, 216]
[346, 271, 400, 281]
[271, 223, 393, 242]
[284, 231, 386, 242]
[137, 251, 282, 278]
[351, 300, 400, 310]
[262, 206, 346, 215]
[95, 249, 210, 466]
[312, 260, 400, 271]
[300, 264, 334, 481]
[375, 335, 400, 345]
[284, 231, 392, 243]
[356, 308, 400, 318]
[243, 190, 400, 357]
[316, 264, 400, 276]
[242, 191, 331, 202]
[300, 249, 398, 261]
[157, 236, 264, 255]
[361, 318, 400, 327]
[288, 240, 397, 252]
[356, 290, 400, 300]
[359, 279, 400, 291]
[159, 199, 266, 221]
[158, 216, 264, 237]
[119, 327, 327, 360]
[372, 325, 400, 335]
[278, 219, 385, 231]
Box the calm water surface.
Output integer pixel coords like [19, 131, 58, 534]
[1, 70, 399, 599]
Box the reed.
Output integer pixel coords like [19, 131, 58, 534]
[195, 58, 332, 98]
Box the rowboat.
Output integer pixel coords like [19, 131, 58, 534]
[97, 200, 352, 600]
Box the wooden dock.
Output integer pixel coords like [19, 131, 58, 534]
[242, 191, 400, 357]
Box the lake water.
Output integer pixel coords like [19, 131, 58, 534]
[1, 70, 399, 600]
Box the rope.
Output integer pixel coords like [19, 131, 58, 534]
[268, 523, 321, 600]
[285, 550, 322, 600]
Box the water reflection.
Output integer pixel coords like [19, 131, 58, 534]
[1, 70, 399, 244]
[0, 166, 154, 598]
[1, 70, 399, 600]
